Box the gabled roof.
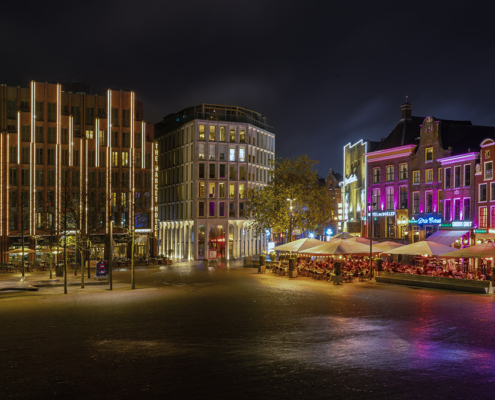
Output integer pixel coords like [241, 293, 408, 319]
[375, 116, 495, 155]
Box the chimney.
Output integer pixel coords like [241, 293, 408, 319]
[400, 95, 412, 120]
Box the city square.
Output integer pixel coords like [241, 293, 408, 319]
[1, 262, 494, 399]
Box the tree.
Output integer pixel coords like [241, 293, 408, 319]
[245, 155, 332, 240]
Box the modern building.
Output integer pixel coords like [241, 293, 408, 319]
[342, 139, 379, 236]
[0, 81, 156, 261]
[324, 169, 342, 237]
[155, 104, 275, 260]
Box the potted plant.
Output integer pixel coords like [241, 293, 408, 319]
[258, 254, 266, 273]
[374, 257, 383, 277]
[269, 251, 277, 261]
[288, 257, 297, 278]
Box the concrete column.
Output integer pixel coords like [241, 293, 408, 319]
[204, 222, 210, 260]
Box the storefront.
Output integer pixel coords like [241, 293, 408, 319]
[208, 225, 226, 259]
[408, 215, 443, 242]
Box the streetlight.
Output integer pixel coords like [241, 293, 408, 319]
[286, 196, 296, 243]
[368, 192, 376, 280]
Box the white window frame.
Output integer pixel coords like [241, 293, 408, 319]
[464, 164, 471, 187]
[479, 183, 487, 202]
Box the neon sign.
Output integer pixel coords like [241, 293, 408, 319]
[343, 174, 357, 185]
[410, 217, 442, 225]
[369, 211, 395, 217]
[451, 220, 472, 228]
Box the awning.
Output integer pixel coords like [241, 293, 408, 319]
[427, 230, 469, 246]
[475, 233, 495, 241]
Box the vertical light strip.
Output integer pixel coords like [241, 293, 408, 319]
[106, 89, 111, 233]
[69, 116, 73, 166]
[6, 134, 9, 235]
[17, 111, 20, 164]
[130, 92, 134, 227]
[30, 82, 35, 235]
[0, 130, 3, 236]
[85, 136, 88, 233]
[142, 121, 145, 170]
[96, 118, 99, 167]
[80, 138, 83, 232]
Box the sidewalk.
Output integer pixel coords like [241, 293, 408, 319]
[0, 269, 109, 291]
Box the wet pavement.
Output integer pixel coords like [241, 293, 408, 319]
[1, 259, 494, 399]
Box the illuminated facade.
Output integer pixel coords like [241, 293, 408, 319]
[364, 98, 494, 243]
[0, 81, 156, 260]
[342, 139, 379, 236]
[155, 104, 275, 260]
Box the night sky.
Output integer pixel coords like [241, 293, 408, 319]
[2, 1, 495, 177]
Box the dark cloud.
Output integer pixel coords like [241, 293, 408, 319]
[2, 0, 495, 176]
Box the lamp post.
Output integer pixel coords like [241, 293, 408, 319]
[286, 196, 296, 243]
[109, 218, 113, 291]
[368, 192, 376, 280]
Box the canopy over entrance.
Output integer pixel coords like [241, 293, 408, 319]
[427, 230, 469, 246]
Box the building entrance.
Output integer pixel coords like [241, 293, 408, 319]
[209, 225, 225, 259]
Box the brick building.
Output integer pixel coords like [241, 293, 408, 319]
[365, 98, 494, 244]
[0, 81, 156, 262]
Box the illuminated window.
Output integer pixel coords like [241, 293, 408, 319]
[426, 169, 433, 183]
[199, 144, 205, 160]
[229, 183, 236, 199]
[85, 130, 94, 139]
[199, 125, 205, 140]
[121, 192, 128, 208]
[209, 144, 215, 160]
[399, 163, 408, 180]
[413, 170, 420, 184]
[484, 161, 493, 180]
[199, 182, 205, 197]
[386, 166, 394, 182]
[425, 147, 433, 161]
[486, 149, 491, 159]
[480, 207, 488, 229]
[220, 127, 226, 142]
[99, 131, 107, 146]
[111, 192, 117, 207]
[219, 183, 225, 198]
[229, 147, 236, 162]
[230, 129, 236, 142]
[438, 168, 442, 182]
[239, 183, 245, 199]
[386, 187, 394, 210]
[219, 145, 226, 160]
[453, 198, 461, 220]
[372, 189, 380, 210]
[122, 152, 129, 167]
[240, 130, 245, 143]
[209, 182, 215, 198]
[372, 167, 380, 183]
[239, 147, 246, 162]
[209, 126, 216, 141]
[112, 152, 119, 167]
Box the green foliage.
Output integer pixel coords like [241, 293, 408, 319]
[245, 155, 332, 237]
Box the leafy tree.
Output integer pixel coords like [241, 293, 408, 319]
[245, 155, 332, 240]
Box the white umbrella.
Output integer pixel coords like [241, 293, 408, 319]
[385, 241, 454, 256]
[273, 238, 325, 252]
